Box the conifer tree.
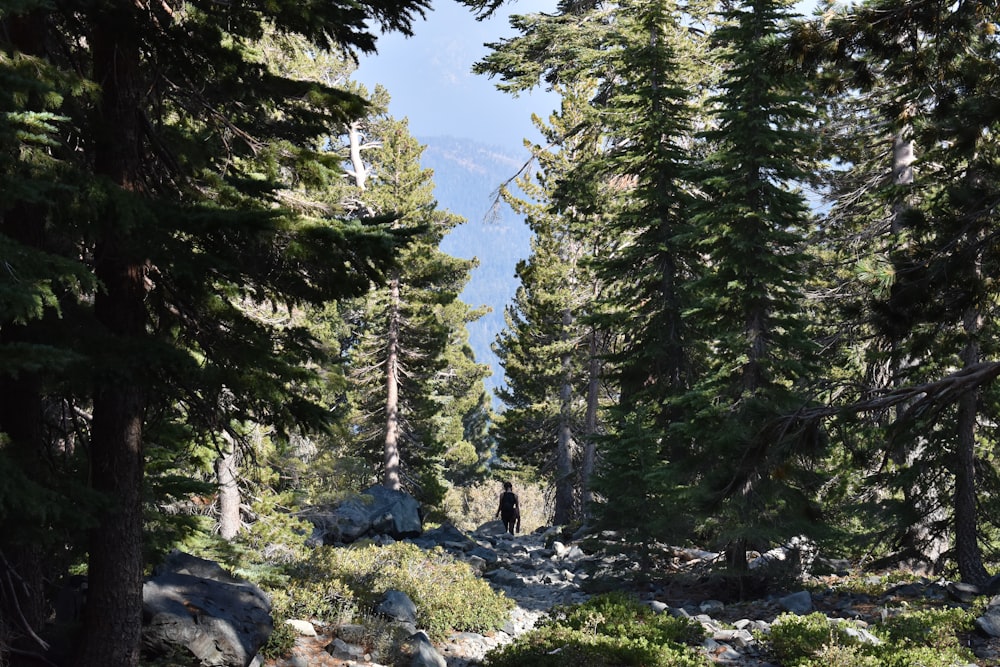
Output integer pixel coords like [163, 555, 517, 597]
[343, 112, 487, 502]
[1, 1, 428, 662]
[576, 0, 704, 541]
[493, 79, 609, 523]
[812, 0, 1000, 582]
[678, 0, 823, 580]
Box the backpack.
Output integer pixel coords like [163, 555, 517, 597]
[500, 491, 517, 512]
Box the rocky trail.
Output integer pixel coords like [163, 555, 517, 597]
[264, 522, 1000, 667]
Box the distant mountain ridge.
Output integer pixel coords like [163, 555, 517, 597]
[420, 136, 533, 404]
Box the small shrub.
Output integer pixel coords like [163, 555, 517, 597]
[552, 591, 705, 646]
[259, 618, 297, 660]
[876, 606, 973, 651]
[485, 593, 708, 667]
[300, 541, 513, 641]
[800, 643, 881, 667]
[871, 644, 978, 667]
[766, 608, 978, 667]
[766, 613, 860, 666]
[484, 624, 709, 667]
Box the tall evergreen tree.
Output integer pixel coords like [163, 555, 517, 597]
[493, 80, 609, 523]
[677, 0, 823, 581]
[810, 0, 1000, 582]
[579, 0, 704, 541]
[0, 1, 428, 662]
[344, 112, 487, 502]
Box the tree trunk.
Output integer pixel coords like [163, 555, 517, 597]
[580, 326, 602, 520]
[955, 305, 987, 584]
[383, 276, 402, 490]
[888, 125, 950, 570]
[78, 11, 147, 667]
[347, 121, 369, 191]
[554, 309, 577, 525]
[216, 432, 241, 541]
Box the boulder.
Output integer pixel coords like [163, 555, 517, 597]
[142, 551, 272, 667]
[305, 485, 423, 544]
[378, 589, 418, 625]
[778, 590, 813, 615]
[403, 630, 446, 667]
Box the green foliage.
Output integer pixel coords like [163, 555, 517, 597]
[798, 644, 881, 667]
[283, 541, 513, 641]
[486, 625, 708, 667]
[487, 593, 708, 667]
[875, 606, 973, 652]
[765, 608, 978, 667]
[552, 592, 706, 646]
[767, 613, 858, 665]
[259, 619, 297, 660]
[341, 110, 489, 499]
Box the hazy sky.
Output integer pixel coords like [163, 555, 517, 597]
[353, 0, 559, 152]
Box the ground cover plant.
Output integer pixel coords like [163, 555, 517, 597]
[485, 591, 710, 667]
[765, 607, 978, 667]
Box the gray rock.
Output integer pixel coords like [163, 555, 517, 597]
[948, 581, 981, 603]
[976, 609, 1000, 638]
[778, 590, 813, 614]
[378, 589, 418, 624]
[325, 637, 365, 660]
[284, 619, 316, 637]
[842, 625, 882, 645]
[305, 485, 423, 544]
[142, 552, 272, 667]
[700, 599, 725, 614]
[404, 630, 446, 667]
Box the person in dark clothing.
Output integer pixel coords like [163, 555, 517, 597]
[495, 481, 520, 534]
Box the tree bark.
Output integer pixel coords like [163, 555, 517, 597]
[216, 432, 241, 541]
[554, 307, 577, 525]
[955, 304, 988, 584]
[580, 326, 602, 520]
[383, 276, 402, 490]
[78, 10, 148, 667]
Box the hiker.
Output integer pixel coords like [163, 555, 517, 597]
[495, 481, 520, 534]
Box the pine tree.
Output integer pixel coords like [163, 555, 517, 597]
[573, 0, 706, 542]
[493, 82, 608, 523]
[1, 1, 429, 662]
[678, 0, 824, 581]
[811, 0, 1000, 582]
[344, 112, 487, 503]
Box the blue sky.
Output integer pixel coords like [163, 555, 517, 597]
[353, 0, 559, 152]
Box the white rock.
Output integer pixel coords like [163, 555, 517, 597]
[284, 619, 317, 637]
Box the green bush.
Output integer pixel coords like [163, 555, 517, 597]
[876, 606, 973, 651]
[871, 644, 978, 667]
[800, 643, 881, 667]
[485, 625, 709, 667]
[766, 608, 978, 667]
[485, 593, 708, 667]
[766, 613, 861, 666]
[553, 591, 705, 646]
[296, 541, 513, 641]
